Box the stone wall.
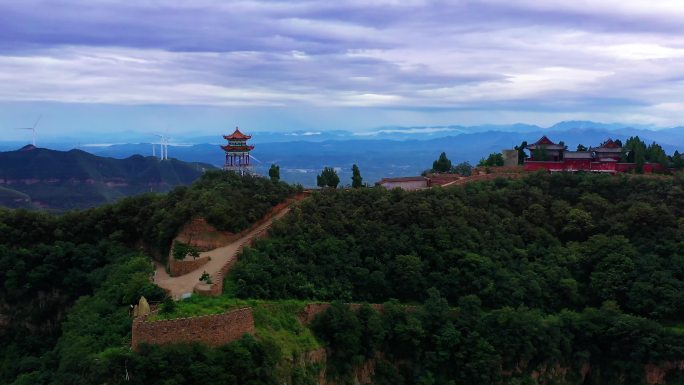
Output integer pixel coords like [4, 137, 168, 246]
[131, 307, 254, 350]
[168, 255, 210, 277]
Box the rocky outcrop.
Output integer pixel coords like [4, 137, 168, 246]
[645, 361, 684, 385]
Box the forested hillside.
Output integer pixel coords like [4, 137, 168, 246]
[1, 171, 683, 384]
[0, 171, 298, 384]
[234, 173, 684, 318]
[229, 173, 684, 383]
[0, 146, 214, 210]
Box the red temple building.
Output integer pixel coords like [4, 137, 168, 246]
[221, 127, 254, 175]
[524, 136, 662, 173]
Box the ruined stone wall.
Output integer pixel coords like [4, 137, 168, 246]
[131, 307, 254, 350]
[168, 256, 210, 277]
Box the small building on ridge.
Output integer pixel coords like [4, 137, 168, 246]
[376, 176, 431, 190]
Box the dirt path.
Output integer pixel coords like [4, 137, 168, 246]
[153, 206, 293, 299]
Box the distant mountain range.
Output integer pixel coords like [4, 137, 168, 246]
[1, 121, 682, 188]
[0, 145, 213, 210]
[81, 126, 684, 187]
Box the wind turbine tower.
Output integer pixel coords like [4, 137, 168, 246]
[154, 134, 170, 160]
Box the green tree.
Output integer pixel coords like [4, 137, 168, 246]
[672, 150, 684, 169]
[646, 142, 669, 169]
[452, 161, 473, 176]
[351, 164, 363, 188]
[577, 144, 588, 151]
[478, 153, 504, 167]
[432, 152, 452, 173]
[268, 163, 280, 182]
[515, 141, 528, 165]
[317, 167, 340, 188]
[532, 146, 549, 161]
[623, 136, 647, 172]
[391, 254, 425, 300]
[172, 241, 200, 260]
[311, 302, 362, 376]
[562, 208, 595, 241]
[160, 296, 176, 314]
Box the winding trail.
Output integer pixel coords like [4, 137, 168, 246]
[153, 204, 295, 299]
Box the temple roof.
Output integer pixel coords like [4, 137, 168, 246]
[590, 138, 623, 153]
[535, 135, 555, 145]
[600, 139, 620, 148]
[527, 136, 566, 150]
[223, 127, 252, 140]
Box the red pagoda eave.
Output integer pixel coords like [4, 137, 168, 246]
[223, 127, 252, 140]
[221, 145, 254, 151]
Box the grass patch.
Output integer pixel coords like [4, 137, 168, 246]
[149, 296, 260, 321]
[666, 322, 684, 335]
[252, 300, 321, 359]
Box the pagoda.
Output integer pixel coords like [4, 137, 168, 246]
[221, 127, 255, 175]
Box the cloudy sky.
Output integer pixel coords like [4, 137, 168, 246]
[1, 0, 684, 140]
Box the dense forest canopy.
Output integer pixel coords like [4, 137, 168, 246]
[234, 173, 684, 320]
[0, 171, 298, 384]
[1, 170, 684, 384]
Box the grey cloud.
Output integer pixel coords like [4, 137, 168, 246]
[0, 0, 683, 126]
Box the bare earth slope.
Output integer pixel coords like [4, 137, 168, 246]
[153, 205, 293, 298]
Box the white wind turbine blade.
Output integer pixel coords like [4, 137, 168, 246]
[33, 115, 42, 129]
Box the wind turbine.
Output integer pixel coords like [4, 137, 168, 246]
[153, 133, 170, 160]
[15, 116, 42, 146]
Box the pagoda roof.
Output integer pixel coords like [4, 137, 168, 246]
[535, 135, 556, 146]
[589, 139, 624, 153]
[223, 127, 252, 140]
[600, 139, 620, 148]
[221, 145, 254, 152]
[527, 136, 565, 150]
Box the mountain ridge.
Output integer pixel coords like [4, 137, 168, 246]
[0, 146, 214, 210]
